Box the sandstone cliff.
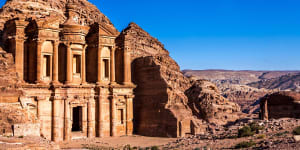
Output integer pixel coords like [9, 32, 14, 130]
[117, 23, 203, 137]
[185, 80, 241, 125]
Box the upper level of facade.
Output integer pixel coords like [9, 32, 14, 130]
[1, 2, 132, 87]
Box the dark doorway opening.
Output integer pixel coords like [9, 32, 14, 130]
[72, 106, 83, 132]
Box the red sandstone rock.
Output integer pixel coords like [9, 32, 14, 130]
[117, 23, 204, 137]
[185, 80, 241, 125]
[260, 91, 300, 120]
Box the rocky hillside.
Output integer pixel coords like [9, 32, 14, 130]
[117, 23, 202, 137]
[185, 80, 241, 125]
[117, 23, 241, 137]
[184, 70, 300, 115]
[248, 73, 300, 92]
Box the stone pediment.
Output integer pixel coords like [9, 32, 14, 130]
[36, 17, 60, 29]
[99, 24, 118, 37]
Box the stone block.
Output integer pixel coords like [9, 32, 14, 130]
[13, 123, 40, 137]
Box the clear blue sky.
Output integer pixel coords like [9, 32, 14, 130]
[1, 0, 300, 70]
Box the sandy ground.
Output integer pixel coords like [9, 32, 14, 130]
[60, 135, 176, 149]
[0, 135, 176, 149]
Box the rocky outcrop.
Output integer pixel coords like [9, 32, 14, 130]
[185, 80, 241, 125]
[217, 82, 269, 114]
[0, 50, 19, 87]
[0, 103, 38, 136]
[183, 70, 300, 115]
[117, 23, 205, 137]
[260, 91, 300, 120]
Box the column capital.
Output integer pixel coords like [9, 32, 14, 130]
[36, 96, 47, 101]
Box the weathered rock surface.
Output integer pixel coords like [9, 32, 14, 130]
[217, 82, 269, 114]
[260, 91, 300, 120]
[185, 80, 241, 125]
[182, 70, 299, 115]
[0, 103, 38, 136]
[118, 23, 205, 137]
[0, 0, 117, 29]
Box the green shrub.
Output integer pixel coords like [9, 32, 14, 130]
[293, 126, 300, 135]
[18, 136, 24, 138]
[194, 148, 201, 150]
[249, 122, 264, 133]
[150, 146, 159, 150]
[235, 140, 256, 149]
[238, 126, 254, 137]
[257, 134, 266, 139]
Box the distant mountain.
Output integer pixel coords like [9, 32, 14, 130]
[182, 70, 300, 85]
[247, 73, 300, 91]
[183, 70, 300, 115]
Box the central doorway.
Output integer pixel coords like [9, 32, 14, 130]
[72, 106, 83, 132]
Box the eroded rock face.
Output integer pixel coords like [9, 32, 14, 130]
[185, 80, 241, 125]
[0, 103, 38, 136]
[218, 82, 269, 114]
[117, 23, 204, 137]
[0, 0, 116, 27]
[0, 51, 19, 87]
[260, 91, 300, 120]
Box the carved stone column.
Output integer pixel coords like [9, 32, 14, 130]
[64, 98, 71, 141]
[15, 38, 25, 81]
[97, 94, 103, 137]
[37, 96, 46, 137]
[110, 46, 116, 84]
[126, 95, 134, 135]
[14, 20, 28, 82]
[52, 97, 62, 142]
[123, 46, 132, 85]
[36, 40, 43, 83]
[110, 95, 117, 136]
[66, 43, 73, 84]
[87, 97, 95, 138]
[52, 41, 59, 84]
[97, 45, 103, 84]
[82, 104, 88, 136]
[262, 100, 268, 120]
[81, 45, 87, 84]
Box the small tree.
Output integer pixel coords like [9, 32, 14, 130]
[238, 126, 254, 137]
